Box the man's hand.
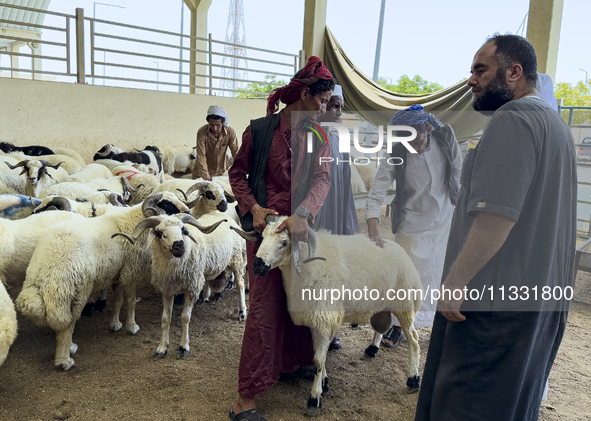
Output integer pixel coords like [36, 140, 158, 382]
[437, 280, 466, 322]
[276, 214, 308, 242]
[367, 218, 385, 248]
[251, 204, 279, 233]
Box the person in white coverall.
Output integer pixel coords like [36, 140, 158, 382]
[366, 104, 462, 347]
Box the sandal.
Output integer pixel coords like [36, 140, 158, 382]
[329, 333, 342, 350]
[278, 365, 316, 382]
[229, 408, 267, 421]
[381, 327, 405, 349]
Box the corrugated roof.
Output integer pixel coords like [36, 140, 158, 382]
[0, 0, 52, 33]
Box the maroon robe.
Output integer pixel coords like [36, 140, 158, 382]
[229, 110, 330, 399]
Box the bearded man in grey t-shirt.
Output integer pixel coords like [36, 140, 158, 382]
[415, 34, 576, 421]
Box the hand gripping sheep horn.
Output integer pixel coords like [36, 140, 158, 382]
[111, 213, 225, 245]
[230, 214, 326, 276]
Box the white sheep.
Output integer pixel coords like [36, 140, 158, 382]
[352, 163, 378, 191]
[16, 192, 190, 371]
[4, 159, 69, 198]
[50, 147, 86, 167]
[112, 213, 233, 360]
[0, 209, 84, 285]
[6, 151, 83, 175]
[66, 163, 113, 184]
[111, 164, 161, 205]
[0, 156, 27, 195]
[33, 195, 127, 217]
[159, 146, 195, 175]
[350, 165, 367, 194]
[232, 216, 423, 416]
[39, 176, 138, 205]
[177, 181, 239, 225]
[0, 280, 17, 366]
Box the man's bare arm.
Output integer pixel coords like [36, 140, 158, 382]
[439, 211, 516, 322]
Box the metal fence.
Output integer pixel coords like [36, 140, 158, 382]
[0, 3, 302, 96]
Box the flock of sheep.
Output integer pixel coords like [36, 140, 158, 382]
[0, 140, 420, 413]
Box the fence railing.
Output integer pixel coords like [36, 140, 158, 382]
[0, 3, 302, 96]
[558, 105, 591, 126]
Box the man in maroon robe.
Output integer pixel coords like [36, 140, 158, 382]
[228, 56, 334, 421]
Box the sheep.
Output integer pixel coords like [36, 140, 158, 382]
[113, 212, 247, 360]
[111, 164, 161, 205]
[112, 214, 223, 360]
[16, 192, 190, 371]
[0, 156, 27, 194]
[176, 181, 238, 222]
[66, 163, 113, 184]
[232, 216, 423, 416]
[0, 141, 53, 156]
[159, 146, 195, 175]
[33, 194, 127, 217]
[40, 177, 138, 205]
[94, 145, 164, 183]
[50, 147, 86, 167]
[0, 209, 84, 285]
[353, 162, 378, 191]
[0, 194, 42, 219]
[0, 280, 17, 366]
[4, 159, 69, 198]
[93, 144, 125, 161]
[350, 165, 367, 194]
[5, 151, 83, 175]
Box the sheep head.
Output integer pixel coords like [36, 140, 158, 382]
[182, 181, 234, 211]
[111, 214, 225, 258]
[141, 191, 190, 217]
[231, 215, 323, 277]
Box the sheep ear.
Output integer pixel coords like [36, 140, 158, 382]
[292, 241, 302, 277]
[224, 191, 236, 203]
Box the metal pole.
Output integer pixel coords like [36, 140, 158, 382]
[372, 0, 386, 82]
[208, 33, 213, 96]
[581, 69, 588, 83]
[154, 61, 159, 90]
[179, 0, 184, 93]
[93, 3, 126, 85]
[75, 8, 85, 84]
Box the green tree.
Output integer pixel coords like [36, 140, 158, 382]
[555, 80, 591, 125]
[377, 74, 443, 94]
[236, 75, 286, 98]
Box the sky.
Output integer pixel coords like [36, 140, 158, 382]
[9, 0, 591, 89]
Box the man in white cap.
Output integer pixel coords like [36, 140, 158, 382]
[192, 105, 238, 180]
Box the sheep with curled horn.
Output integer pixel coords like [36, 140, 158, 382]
[176, 180, 239, 225]
[16, 192, 191, 371]
[33, 193, 128, 218]
[113, 213, 228, 360]
[5, 159, 68, 198]
[231, 215, 424, 416]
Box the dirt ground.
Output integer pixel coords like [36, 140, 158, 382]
[1, 208, 590, 421]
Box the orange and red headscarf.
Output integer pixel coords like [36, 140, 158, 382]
[266, 56, 333, 116]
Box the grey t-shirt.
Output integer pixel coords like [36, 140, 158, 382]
[444, 96, 576, 311]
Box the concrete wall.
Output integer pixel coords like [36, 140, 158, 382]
[0, 77, 267, 163]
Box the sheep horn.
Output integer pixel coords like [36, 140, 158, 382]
[111, 232, 137, 245]
[34, 196, 72, 213]
[176, 213, 226, 234]
[293, 227, 325, 276]
[265, 214, 281, 225]
[4, 160, 28, 170]
[185, 182, 210, 198]
[229, 226, 261, 242]
[176, 188, 189, 201]
[293, 242, 302, 277]
[175, 188, 200, 208]
[96, 144, 113, 157]
[120, 176, 138, 193]
[109, 192, 127, 207]
[142, 193, 163, 217]
[130, 217, 162, 238]
[44, 161, 64, 170]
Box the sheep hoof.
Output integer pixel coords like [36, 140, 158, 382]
[363, 345, 379, 359]
[406, 375, 420, 393]
[111, 321, 123, 332]
[69, 343, 78, 355]
[214, 292, 222, 302]
[322, 377, 329, 395]
[305, 397, 322, 417]
[128, 325, 141, 335]
[57, 358, 76, 371]
[177, 346, 190, 360]
[238, 311, 247, 321]
[152, 351, 167, 361]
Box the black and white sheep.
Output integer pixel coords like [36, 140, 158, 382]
[4, 159, 69, 198]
